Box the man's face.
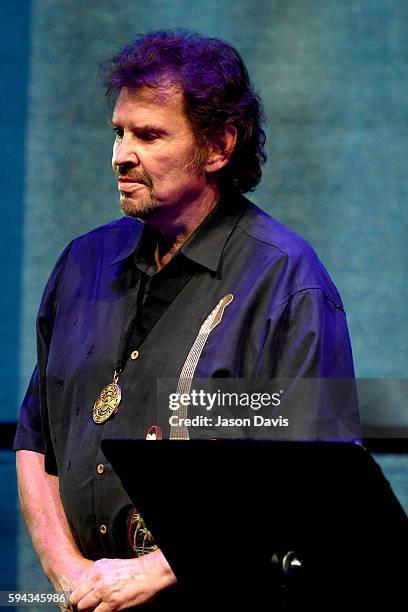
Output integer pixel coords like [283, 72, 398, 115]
[111, 85, 208, 220]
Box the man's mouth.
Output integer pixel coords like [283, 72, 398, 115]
[118, 179, 147, 193]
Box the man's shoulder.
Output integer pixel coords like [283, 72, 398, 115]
[237, 198, 343, 307]
[74, 217, 142, 242]
[238, 199, 315, 258]
[68, 217, 143, 262]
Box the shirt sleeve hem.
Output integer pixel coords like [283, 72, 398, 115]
[12, 433, 45, 454]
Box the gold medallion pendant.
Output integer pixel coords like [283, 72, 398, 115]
[93, 378, 122, 423]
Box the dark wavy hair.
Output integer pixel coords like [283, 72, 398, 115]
[102, 29, 266, 194]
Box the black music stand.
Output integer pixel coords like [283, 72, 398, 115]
[101, 439, 407, 610]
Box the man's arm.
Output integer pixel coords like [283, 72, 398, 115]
[16, 450, 177, 610]
[16, 450, 93, 593]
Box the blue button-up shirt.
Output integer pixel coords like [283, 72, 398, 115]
[14, 193, 356, 559]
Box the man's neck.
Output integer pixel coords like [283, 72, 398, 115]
[147, 182, 220, 271]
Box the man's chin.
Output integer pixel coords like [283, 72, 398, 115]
[119, 197, 158, 220]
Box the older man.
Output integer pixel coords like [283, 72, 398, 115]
[14, 29, 355, 609]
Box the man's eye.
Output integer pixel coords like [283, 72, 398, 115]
[113, 128, 124, 139]
[139, 133, 159, 142]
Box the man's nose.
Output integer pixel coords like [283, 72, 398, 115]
[112, 139, 140, 168]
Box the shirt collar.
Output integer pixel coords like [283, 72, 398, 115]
[180, 192, 247, 272]
[109, 191, 248, 273]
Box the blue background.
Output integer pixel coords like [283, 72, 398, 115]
[2, 1, 407, 427]
[1, 0, 407, 595]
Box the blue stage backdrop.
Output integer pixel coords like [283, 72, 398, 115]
[1, 0, 407, 596]
[2, 3, 407, 419]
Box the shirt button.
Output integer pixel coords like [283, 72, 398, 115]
[96, 463, 105, 474]
[131, 350, 139, 360]
[99, 524, 107, 535]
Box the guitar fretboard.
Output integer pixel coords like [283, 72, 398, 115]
[170, 294, 233, 440]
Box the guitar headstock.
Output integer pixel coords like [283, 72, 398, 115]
[200, 294, 234, 334]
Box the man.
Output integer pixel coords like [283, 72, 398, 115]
[14, 29, 356, 609]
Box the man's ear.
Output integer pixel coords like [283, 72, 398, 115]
[204, 125, 238, 173]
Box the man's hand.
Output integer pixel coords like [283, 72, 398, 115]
[50, 556, 94, 611]
[70, 549, 176, 611]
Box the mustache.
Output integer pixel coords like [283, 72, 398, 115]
[116, 169, 152, 187]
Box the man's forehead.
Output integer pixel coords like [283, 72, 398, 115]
[114, 83, 184, 111]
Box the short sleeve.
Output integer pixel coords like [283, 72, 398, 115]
[266, 288, 355, 379]
[13, 242, 73, 473]
[256, 288, 360, 441]
[13, 365, 45, 452]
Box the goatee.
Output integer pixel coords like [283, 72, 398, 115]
[119, 194, 159, 220]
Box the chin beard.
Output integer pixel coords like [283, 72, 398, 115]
[119, 194, 159, 220]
